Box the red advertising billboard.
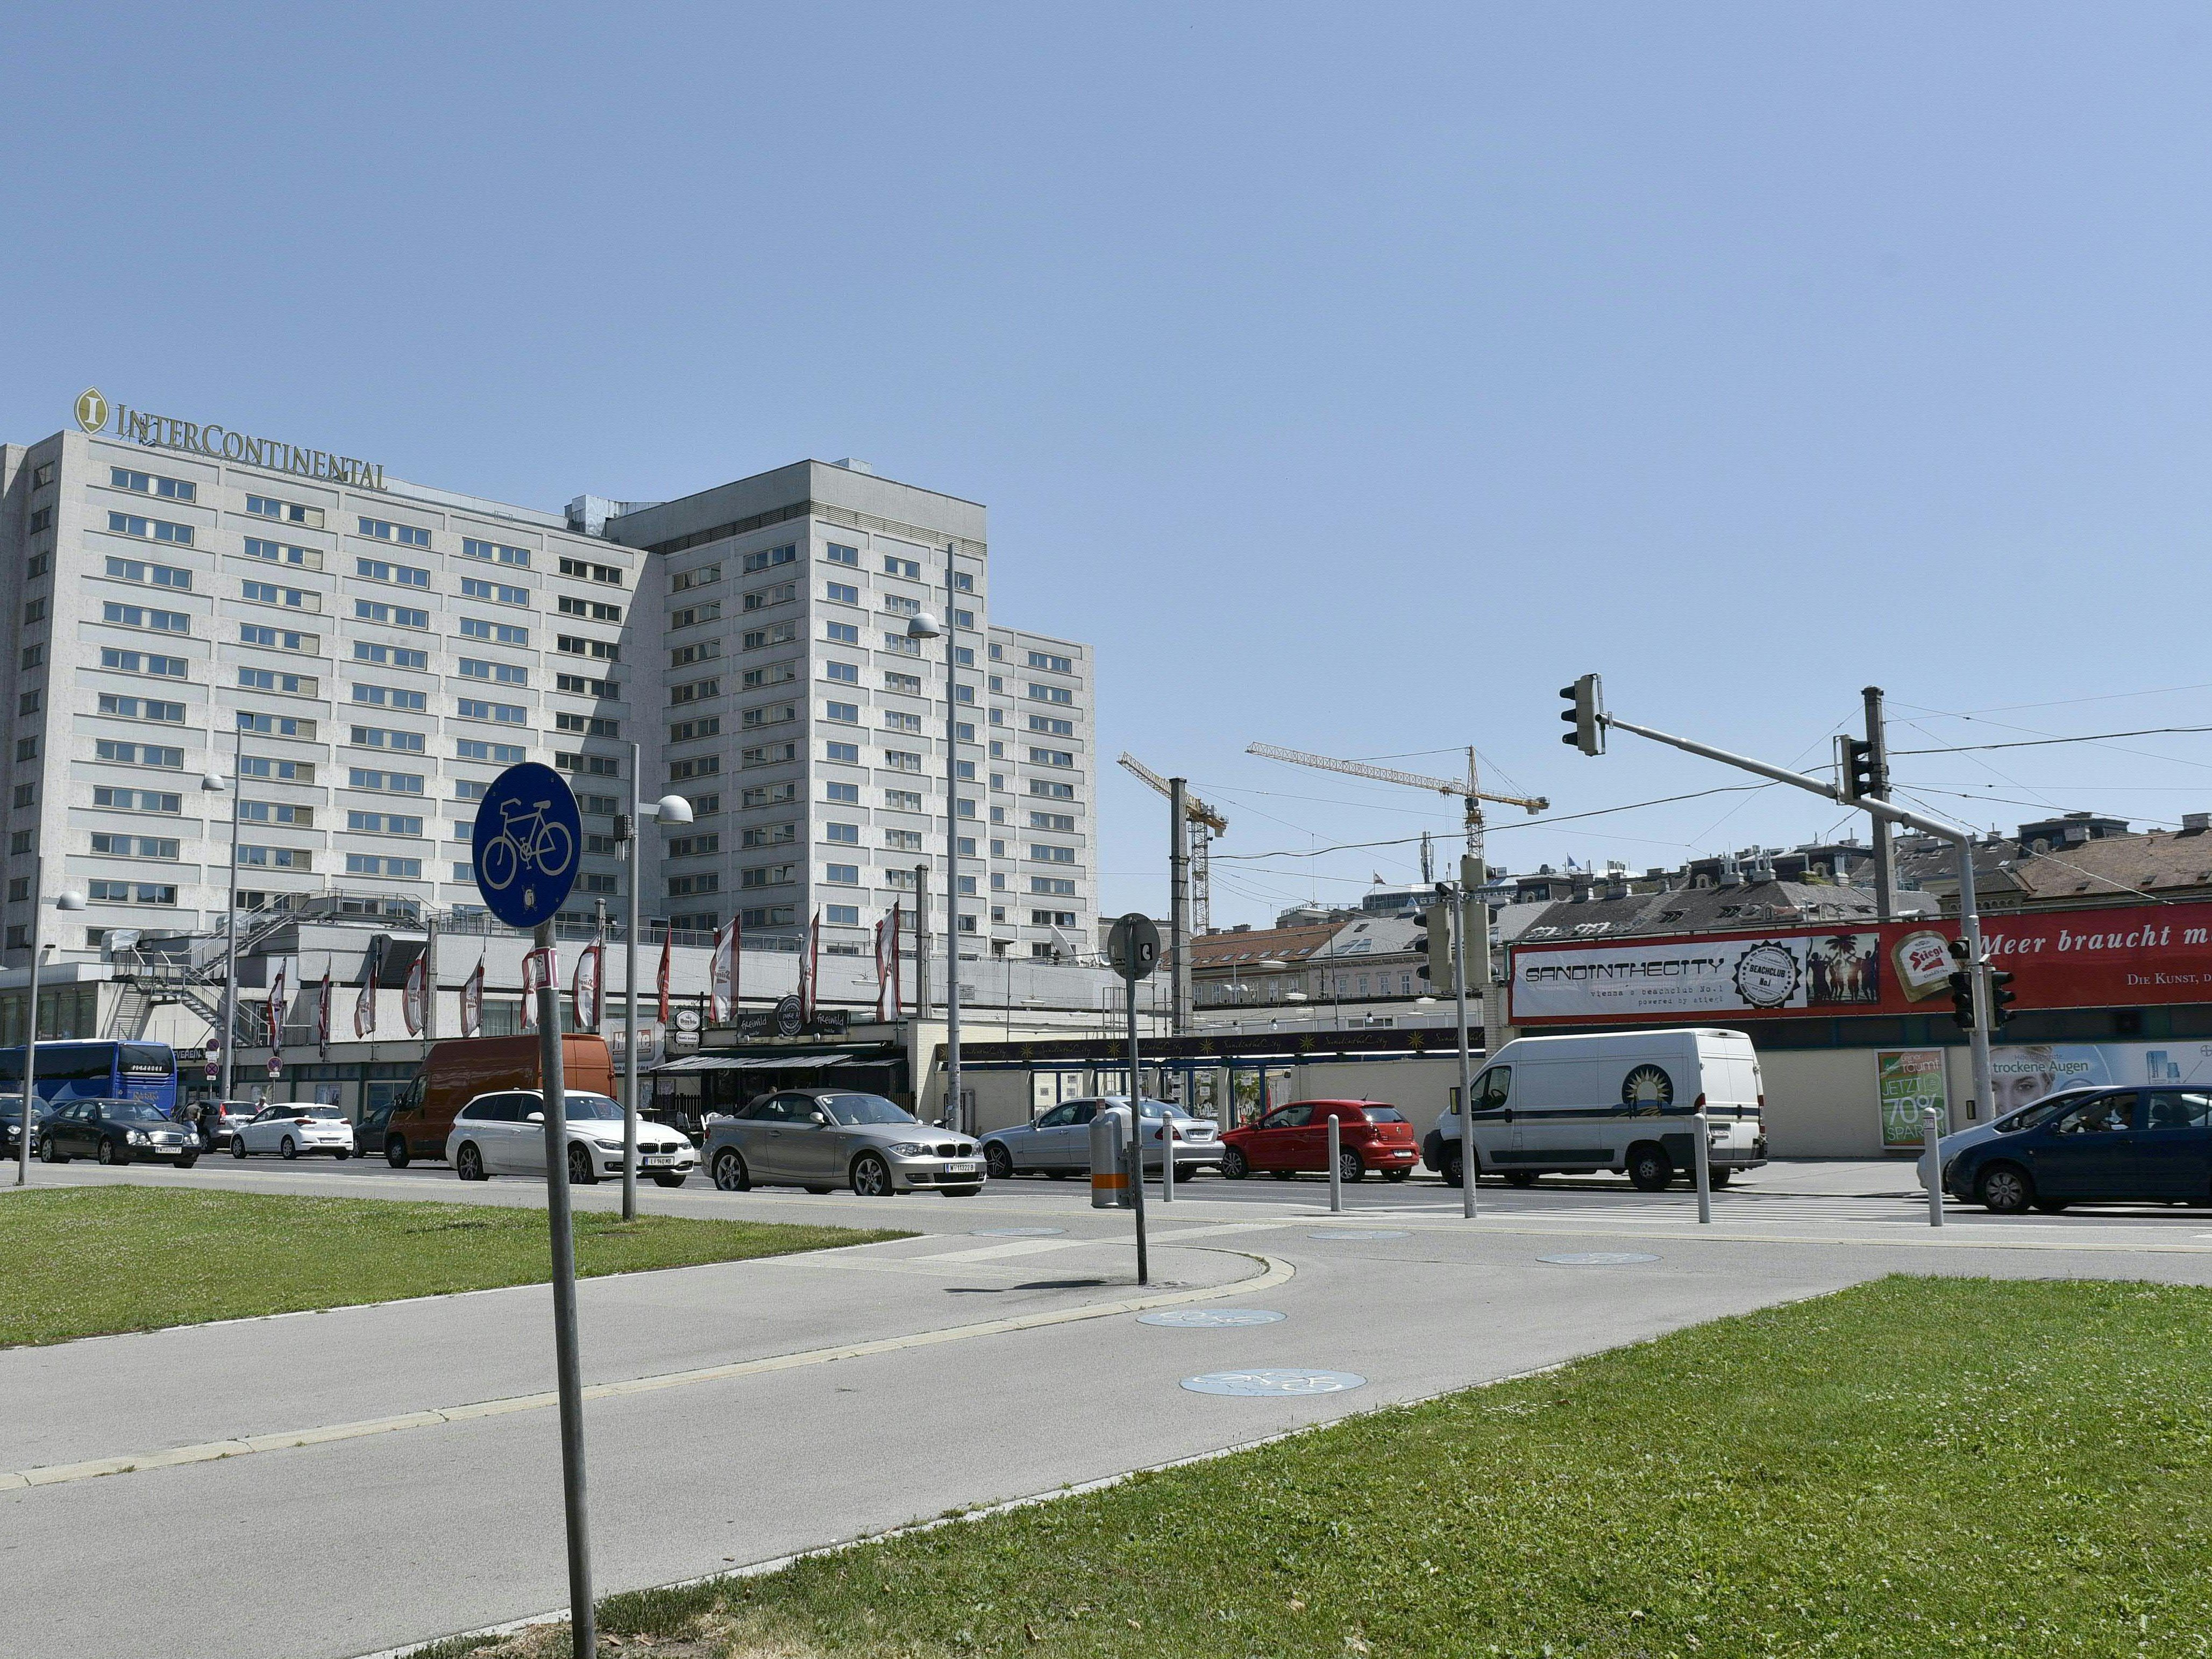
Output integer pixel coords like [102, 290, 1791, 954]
[1507, 901, 2212, 1027]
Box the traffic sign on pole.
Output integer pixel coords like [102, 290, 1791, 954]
[1107, 913, 1161, 980]
[471, 762, 583, 930]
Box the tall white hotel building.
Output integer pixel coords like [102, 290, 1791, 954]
[0, 393, 1095, 978]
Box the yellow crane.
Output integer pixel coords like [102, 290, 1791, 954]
[1116, 753, 1226, 935]
[1242, 743, 1547, 869]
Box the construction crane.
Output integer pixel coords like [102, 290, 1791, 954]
[1243, 743, 1547, 875]
[1117, 753, 1226, 935]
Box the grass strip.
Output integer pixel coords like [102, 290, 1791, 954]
[425, 1274, 2212, 1658]
[0, 1185, 905, 1348]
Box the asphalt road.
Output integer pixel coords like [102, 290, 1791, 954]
[6, 1157, 2212, 1659]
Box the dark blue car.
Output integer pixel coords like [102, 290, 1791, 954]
[1944, 1086, 2212, 1214]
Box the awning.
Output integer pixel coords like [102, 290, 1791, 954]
[648, 1052, 862, 1074]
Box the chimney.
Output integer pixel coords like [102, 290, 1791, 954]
[2183, 813, 2211, 835]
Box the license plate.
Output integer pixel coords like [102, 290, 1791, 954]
[946, 1162, 978, 1175]
[643, 1155, 674, 1166]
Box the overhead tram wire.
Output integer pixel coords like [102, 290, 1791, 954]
[1893, 721, 2212, 755]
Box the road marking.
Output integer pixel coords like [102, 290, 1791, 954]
[0, 1252, 1295, 1494]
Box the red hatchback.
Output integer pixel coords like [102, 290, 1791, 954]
[1221, 1100, 1419, 1183]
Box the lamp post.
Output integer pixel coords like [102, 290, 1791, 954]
[907, 598, 962, 1134]
[16, 860, 87, 1187]
[202, 730, 240, 1104]
[617, 738, 694, 1222]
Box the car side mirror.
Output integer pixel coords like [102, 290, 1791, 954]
[527, 1112, 545, 1123]
[810, 1110, 834, 1126]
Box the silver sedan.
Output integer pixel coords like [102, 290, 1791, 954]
[702, 1090, 985, 1197]
[980, 1096, 1222, 1181]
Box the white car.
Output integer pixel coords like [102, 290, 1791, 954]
[232, 1102, 356, 1160]
[445, 1088, 696, 1187]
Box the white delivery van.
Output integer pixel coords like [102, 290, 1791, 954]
[1425, 1028, 1766, 1191]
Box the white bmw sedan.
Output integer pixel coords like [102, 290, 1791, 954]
[445, 1089, 696, 1187]
[232, 1102, 357, 1160]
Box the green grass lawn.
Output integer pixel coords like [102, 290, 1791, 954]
[0, 1185, 905, 1348]
[426, 1274, 2212, 1658]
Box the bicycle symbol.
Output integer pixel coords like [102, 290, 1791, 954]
[478, 796, 576, 895]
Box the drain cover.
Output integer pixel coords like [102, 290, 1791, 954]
[1539, 1251, 1660, 1265]
[1307, 1229, 1410, 1242]
[968, 1227, 1065, 1237]
[1181, 1369, 1366, 1397]
[1138, 1308, 1288, 1328]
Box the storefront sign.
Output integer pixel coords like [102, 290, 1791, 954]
[1877, 1049, 1948, 1149]
[75, 386, 387, 492]
[1510, 900, 2212, 1026]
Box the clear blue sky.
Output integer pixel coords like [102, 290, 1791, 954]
[10, 4, 2212, 927]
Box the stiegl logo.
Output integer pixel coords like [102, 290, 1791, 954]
[74, 388, 108, 433]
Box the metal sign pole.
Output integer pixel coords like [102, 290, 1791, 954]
[1125, 965, 1147, 1285]
[1327, 1110, 1342, 1213]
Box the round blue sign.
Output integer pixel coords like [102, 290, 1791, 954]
[470, 763, 583, 929]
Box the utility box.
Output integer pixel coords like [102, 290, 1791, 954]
[1091, 1102, 1133, 1209]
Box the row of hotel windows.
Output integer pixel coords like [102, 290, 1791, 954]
[90, 597, 619, 663]
[91, 643, 614, 700]
[99, 555, 620, 621]
[665, 866, 1082, 900]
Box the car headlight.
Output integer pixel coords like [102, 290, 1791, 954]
[888, 1142, 928, 1158]
[128, 1130, 151, 1144]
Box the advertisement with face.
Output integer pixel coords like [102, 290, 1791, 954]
[1988, 1041, 2212, 1115]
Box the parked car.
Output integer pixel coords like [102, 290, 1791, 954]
[203, 1100, 263, 1151]
[705, 1091, 983, 1197]
[445, 1089, 695, 1186]
[1945, 1086, 2212, 1213]
[1425, 1028, 1767, 1190]
[232, 1102, 356, 1160]
[979, 1096, 1221, 1181]
[1, 1095, 51, 1159]
[1221, 1099, 1419, 1183]
[383, 1035, 617, 1166]
[38, 1097, 200, 1167]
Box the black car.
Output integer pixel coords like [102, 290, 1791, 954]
[38, 1098, 201, 1167]
[1, 1095, 50, 1159]
[1944, 1085, 2212, 1213]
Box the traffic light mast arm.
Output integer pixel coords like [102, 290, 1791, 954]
[1575, 682, 1997, 1123]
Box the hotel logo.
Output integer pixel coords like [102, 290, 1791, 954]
[74, 388, 108, 433]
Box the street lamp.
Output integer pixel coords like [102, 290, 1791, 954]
[16, 867, 87, 1188]
[907, 602, 964, 1134]
[617, 740, 694, 1221]
[202, 728, 242, 1103]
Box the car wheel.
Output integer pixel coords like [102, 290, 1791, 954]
[1978, 1162, 2032, 1215]
[40, 1136, 66, 1164]
[1708, 1167, 1734, 1188]
[1441, 1145, 1466, 1186]
[1221, 1146, 1249, 1180]
[1626, 1144, 1673, 1192]
[1337, 1148, 1363, 1184]
[386, 1136, 411, 1169]
[984, 1143, 1015, 1180]
[456, 1143, 487, 1182]
[231, 1136, 248, 1159]
[943, 1185, 982, 1197]
[567, 1143, 598, 1185]
[1504, 1171, 1539, 1188]
[652, 1172, 688, 1188]
[279, 1135, 299, 1161]
[98, 1138, 124, 1166]
[1384, 1167, 1412, 1183]
[851, 1151, 894, 1197]
[335, 1149, 352, 1161]
[712, 1149, 750, 1192]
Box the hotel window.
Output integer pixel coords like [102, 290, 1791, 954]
[951, 571, 975, 593]
[559, 672, 618, 696]
[92, 786, 183, 814]
[670, 563, 721, 592]
[667, 716, 720, 743]
[355, 641, 429, 669]
[826, 781, 860, 804]
[670, 640, 721, 667]
[245, 496, 323, 527]
[238, 667, 314, 695]
[824, 661, 859, 685]
[743, 662, 796, 689]
[1029, 844, 1076, 864]
[742, 742, 799, 768]
[1029, 715, 1074, 737]
[884, 671, 923, 695]
[824, 543, 860, 567]
[353, 683, 428, 712]
[93, 740, 184, 768]
[824, 741, 859, 764]
[458, 698, 528, 724]
[740, 703, 796, 730]
[1027, 651, 1073, 673]
[826, 903, 860, 926]
[885, 788, 923, 812]
[742, 623, 795, 650]
[461, 576, 529, 606]
[823, 701, 859, 725]
[669, 756, 721, 782]
[459, 658, 528, 685]
[103, 602, 189, 634]
[245, 537, 318, 568]
[108, 512, 193, 546]
[346, 853, 423, 878]
[456, 739, 526, 763]
[743, 581, 797, 612]
[669, 602, 721, 629]
[110, 467, 197, 502]
[242, 624, 315, 652]
[347, 810, 424, 835]
[558, 635, 616, 660]
[825, 581, 859, 606]
[670, 675, 720, 704]
[740, 864, 796, 889]
[825, 621, 860, 645]
[356, 557, 430, 587]
[557, 595, 622, 622]
[881, 553, 921, 579]
[952, 609, 976, 629]
[351, 726, 427, 753]
[884, 750, 921, 773]
[740, 906, 795, 928]
[883, 631, 921, 657]
[824, 864, 859, 886]
[554, 713, 620, 738]
[350, 768, 425, 794]
[741, 782, 795, 808]
[1030, 877, 1077, 896]
[557, 557, 624, 585]
[1029, 811, 1076, 832]
[88, 880, 179, 906]
[556, 752, 623, 777]
[1030, 779, 1076, 800]
[1029, 683, 1074, 705]
[461, 537, 531, 567]
[241, 756, 314, 782]
[246, 580, 317, 610]
[236, 712, 315, 738]
[359, 517, 431, 548]
[463, 617, 530, 645]
[740, 543, 796, 574]
[884, 828, 923, 852]
[884, 710, 922, 734]
[881, 594, 920, 618]
[825, 822, 860, 844]
[356, 600, 429, 628]
[667, 834, 721, 858]
[1027, 747, 1076, 768]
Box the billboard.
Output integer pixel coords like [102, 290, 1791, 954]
[1877, 1049, 1949, 1150]
[1509, 900, 2212, 1026]
[1987, 1040, 2212, 1115]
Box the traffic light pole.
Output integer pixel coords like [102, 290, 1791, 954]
[1592, 706, 1995, 1139]
[1450, 880, 1476, 1220]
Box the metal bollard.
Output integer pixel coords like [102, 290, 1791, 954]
[1162, 1110, 1175, 1204]
[1691, 1109, 1711, 1224]
[1923, 1105, 1945, 1228]
[1327, 1112, 1342, 1213]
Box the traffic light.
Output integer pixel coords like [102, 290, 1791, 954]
[1836, 736, 1878, 804]
[1988, 966, 2017, 1027]
[1413, 885, 1457, 994]
[1947, 936, 1975, 1030]
[1559, 673, 1605, 757]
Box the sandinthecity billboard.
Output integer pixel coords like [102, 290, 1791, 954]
[1507, 900, 2212, 1026]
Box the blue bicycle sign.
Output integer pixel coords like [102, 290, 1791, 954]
[471, 763, 583, 929]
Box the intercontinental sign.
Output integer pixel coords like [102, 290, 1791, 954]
[74, 387, 387, 493]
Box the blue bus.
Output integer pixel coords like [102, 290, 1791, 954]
[0, 1040, 180, 1116]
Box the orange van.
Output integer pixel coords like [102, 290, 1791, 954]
[380, 1035, 617, 1166]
